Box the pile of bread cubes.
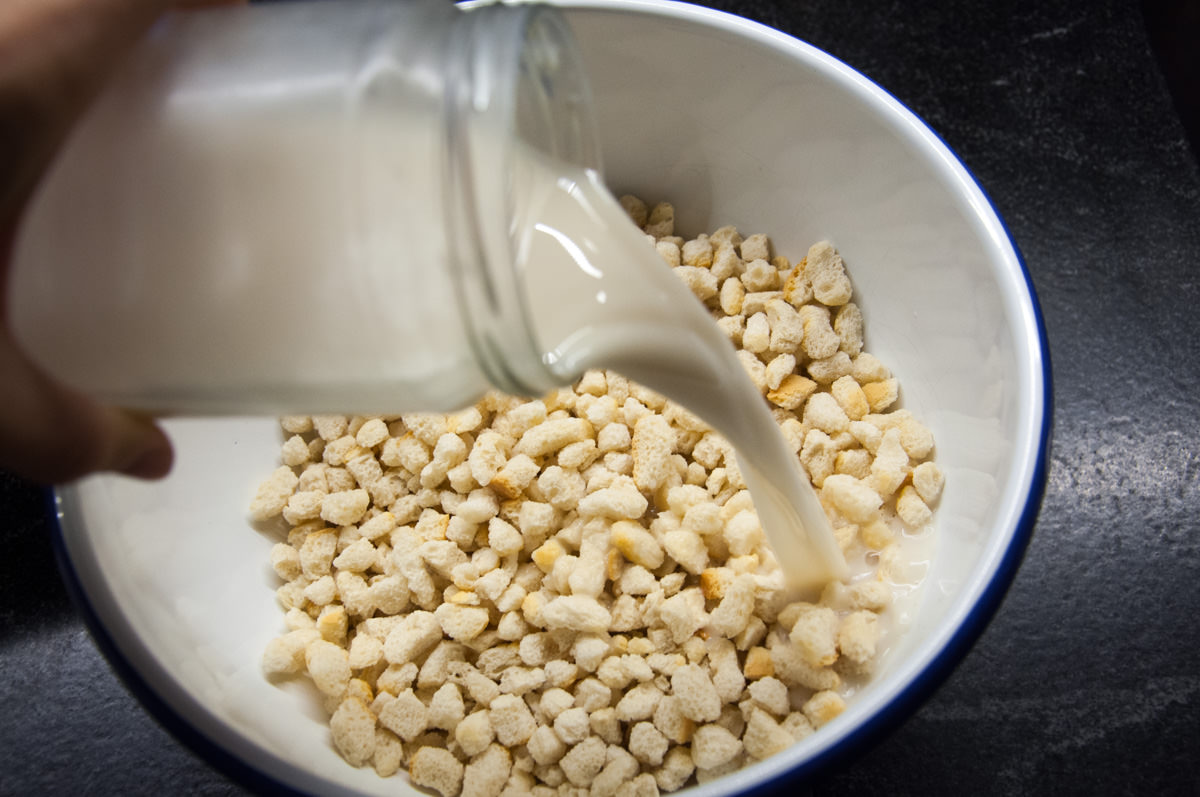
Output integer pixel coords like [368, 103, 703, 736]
[249, 198, 943, 797]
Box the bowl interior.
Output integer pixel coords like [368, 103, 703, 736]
[55, 3, 1044, 796]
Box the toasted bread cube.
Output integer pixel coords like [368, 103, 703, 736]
[871, 428, 911, 498]
[655, 747, 695, 792]
[409, 746, 464, 797]
[789, 603, 840, 668]
[768, 635, 840, 691]
[768, 373, 818, 411]
[383, 610, 442, 665]
[834, 448, 872, 480]
[807, 352, 853, 384]
[489, 694, 537, 746]
[804, 392, 851, 435]
[737, 349, 769, 393]
[611, 520, 664, 569]
[765, 298, 802, 351]
[747, 676, 790, 717]
[764, 353, 797, 391]
[802, 690, 846, 728]
[912, 461, 945, 504]
[329, 697, 376, 767]
[462, 744, 512, 797]
[898, 416, 935, 459]
[719, 276, 746, 316]
[676, 266, 719, 302]
[615, 682, 663, 722]
[578, 481, 648, 519]
[372, 727, 404, 777]
[280, 415, 312, 434]
[305, 638, 351, 698]
[804, 241, 852, 306]
[663, 529, 708, 574]
[691, 724, 742, 770]
[321, 489, 370, 526]
[619, 194, 648, 226]
[590, 746, 640, 797]
[742, 707, 794, 760]
[822, 474, 883, 524]
[670, 664, 721, 723]
[558, 736, 607, 787]
[838, 610, 881, 667]
[862, 378, 899, 412]
[644, 202, 675, 238]
[830, 375, 869, 421]
[739, 233, 771, 262]
[514, 418, 593, 459]
[262, 629, 319, 676]
[541, 595, 611, 634]
[896, 485, 933, 528]
[834, 302, 864, 356]
[707, 573, 756, 638]
[528, 724, 567, 766]
[378, 688, 428, 741]
[250, 466, 300, 521]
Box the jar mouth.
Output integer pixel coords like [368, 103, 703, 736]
[512, 8, 600, 177]
[443, 3, 599, 399]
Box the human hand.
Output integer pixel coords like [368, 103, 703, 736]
[1, 0, 174, 483]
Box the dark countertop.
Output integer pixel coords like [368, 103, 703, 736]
[3, 0, 1198, 794]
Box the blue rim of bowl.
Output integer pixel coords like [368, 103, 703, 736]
[45, 486, 313, 797]
[45, 2, 1053, 795]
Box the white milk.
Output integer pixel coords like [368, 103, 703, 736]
[836, 522, 936, 693]
[511, 152, 846, 590]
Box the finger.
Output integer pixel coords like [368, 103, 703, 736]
[0, 329, 173, 484]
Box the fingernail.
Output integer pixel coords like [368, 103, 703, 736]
[120, 439, 174, 479]
[110, 414, 174, 479]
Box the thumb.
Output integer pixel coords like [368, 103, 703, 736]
[0, 330, 173, 483]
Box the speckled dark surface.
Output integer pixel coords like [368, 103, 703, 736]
[3, 0, 1198, 794]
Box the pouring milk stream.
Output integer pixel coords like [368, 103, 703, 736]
[510, 151, 847, 589]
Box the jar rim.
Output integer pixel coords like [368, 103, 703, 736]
[443, 3, 599, 398]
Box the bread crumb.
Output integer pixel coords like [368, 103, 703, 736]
[410, 746, 464, 797]
[558, 736, 607, 786]
[329, 697, 375, 767]
[690, 724, 743, 770]
[802, 690, 846, 728]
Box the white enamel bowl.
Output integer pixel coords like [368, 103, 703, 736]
[51, 1, 1050, 794]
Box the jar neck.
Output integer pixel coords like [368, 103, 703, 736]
[442, 3, 598, 399]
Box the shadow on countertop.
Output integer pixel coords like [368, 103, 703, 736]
[0, 473, 74, 646]
[1142, 0, 1200, 162]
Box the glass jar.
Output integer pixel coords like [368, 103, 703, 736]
[9, 0, 597, 414]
